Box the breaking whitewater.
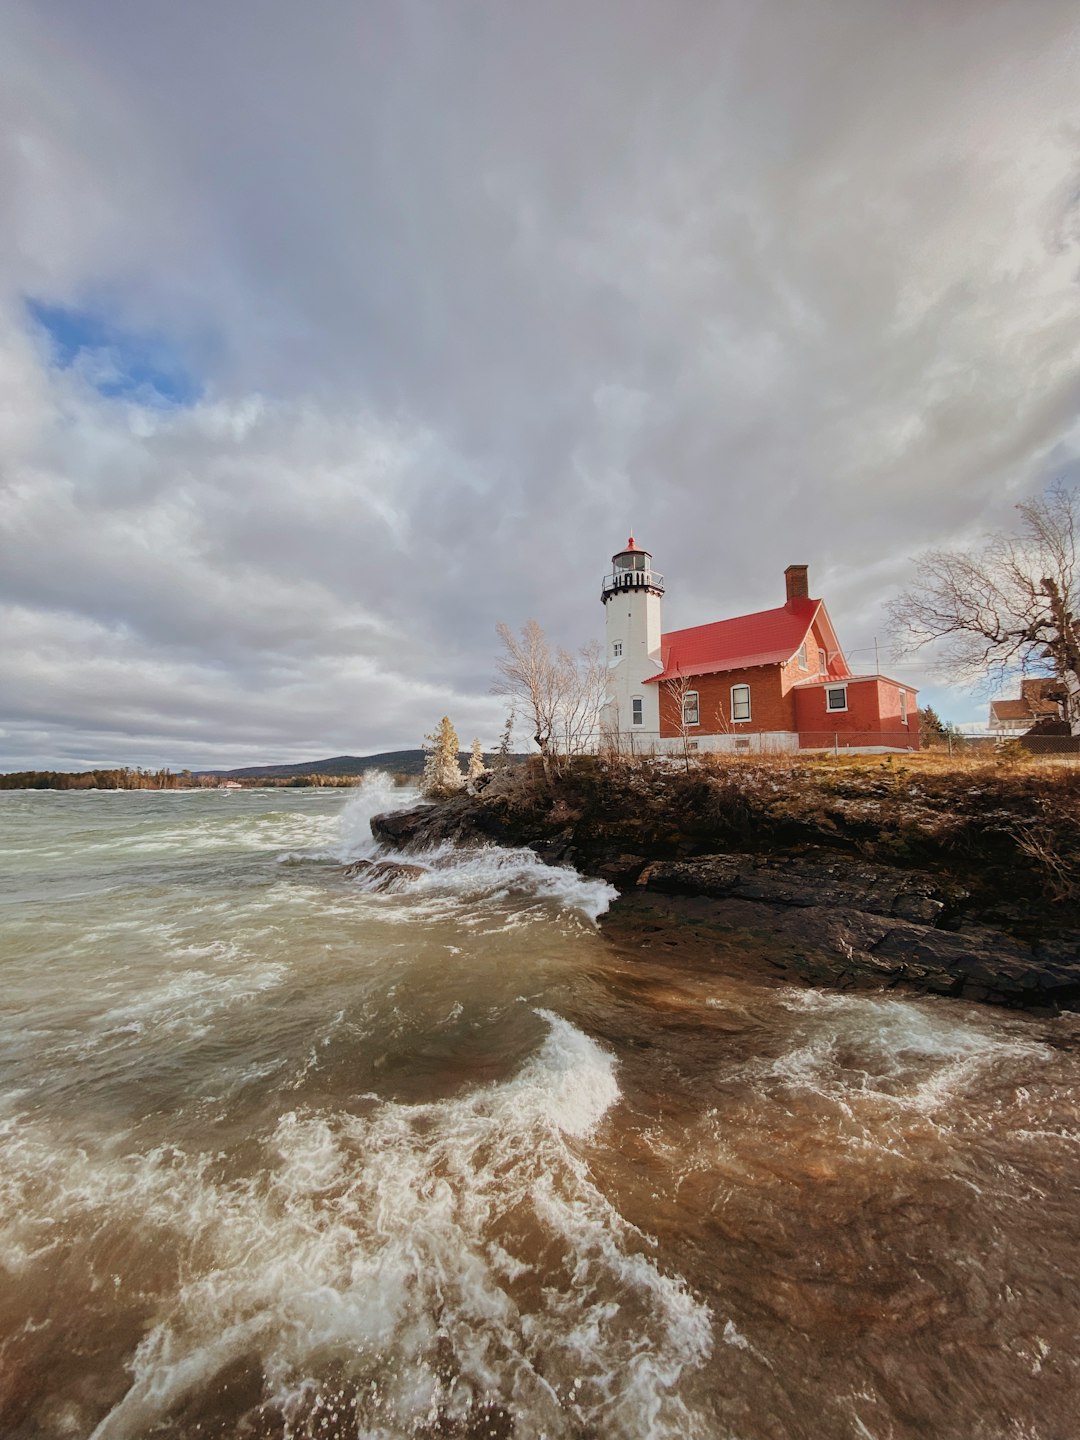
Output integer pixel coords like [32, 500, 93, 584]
[2, 775, 1079, 1440]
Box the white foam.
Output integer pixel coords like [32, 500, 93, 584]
[90, 960, 288, 1047]
[766, 989, 1046, 1111]
[419, 845, 618, 923]
[333, 771, 420, 861]
[269, 773, 616, 923]
[2, 1015, 710, 1439]
[83, 807, 333, 860]
[343, 841, 617, 924]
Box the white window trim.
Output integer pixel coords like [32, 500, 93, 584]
[826, 684, 848, 713]
[631, 696, 644, 726]
[683, 690, 700, 727]
[731, 684, 752, 723]
[797, 642, 808, 670]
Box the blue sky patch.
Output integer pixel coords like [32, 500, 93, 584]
[26, 298, 202, 407]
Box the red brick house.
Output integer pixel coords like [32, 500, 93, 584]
[602, 541, 919, 753]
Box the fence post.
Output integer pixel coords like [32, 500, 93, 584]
[833, 733, 839, 758]
[948, 732, 953, 757]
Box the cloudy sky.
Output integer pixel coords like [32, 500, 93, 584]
[2, 0, 1080, 769]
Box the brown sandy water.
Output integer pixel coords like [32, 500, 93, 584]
[0, 779, 1078, 1439]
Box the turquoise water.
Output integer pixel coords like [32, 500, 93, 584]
[1, 780, 1078, 1438]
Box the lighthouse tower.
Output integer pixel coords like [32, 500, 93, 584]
[600, 536, 665, 750]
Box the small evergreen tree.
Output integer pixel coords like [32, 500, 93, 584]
[467, 736, 486, 783]
[422, 717, 465, 798]
[918, 705, 947, 748]
[495, 708, 515, 767]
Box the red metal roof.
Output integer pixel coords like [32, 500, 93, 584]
[647, 598, 821, 682]
[621, 534, 642, 552]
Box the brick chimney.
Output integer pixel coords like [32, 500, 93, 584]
[785, 564, 809, 604]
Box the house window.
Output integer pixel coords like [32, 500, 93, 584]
[797, 643, 808, 670]
[731, 684, 751, 722]
[899, 689, 908, 724]
[683, 691, 700, 726]
[687, 741, 699, 752]
[631, 697, 643, 726]
[612, 641, 622, 658]
[818, 649, 827, 677]
[826, 685, 848, 712]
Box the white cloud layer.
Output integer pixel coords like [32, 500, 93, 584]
[2, 0, 1080, 767]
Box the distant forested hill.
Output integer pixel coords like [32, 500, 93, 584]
[201, 751, 429, 779]
[202, 750, 525, 780]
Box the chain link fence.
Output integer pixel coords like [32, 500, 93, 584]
[701, 731, 1080, 761]
[794, 730, 920, 755]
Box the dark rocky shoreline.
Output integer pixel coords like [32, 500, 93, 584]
[370, 760, 1080, 1011]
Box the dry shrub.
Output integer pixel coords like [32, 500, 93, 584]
[1012, 823, 1080, 903]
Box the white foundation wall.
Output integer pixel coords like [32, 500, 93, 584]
[655, 732, 800, 756]
[603, 588, 662, 748]
[654, 733, 917, 756]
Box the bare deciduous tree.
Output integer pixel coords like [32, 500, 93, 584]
[890, 484, 1080, 710]
[557, 639, 606, 760]
[661, 670, 700, 770]
[494, 621, 605, 777]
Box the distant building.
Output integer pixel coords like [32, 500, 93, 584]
[1068, 673, 1080, 736]
[600, 538, 919, 754]
[988, 678, 1064, 736]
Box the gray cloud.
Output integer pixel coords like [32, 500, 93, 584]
[2, 0, 1080, 767]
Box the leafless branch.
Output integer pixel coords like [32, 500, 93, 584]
[889, 482, 1079, 696]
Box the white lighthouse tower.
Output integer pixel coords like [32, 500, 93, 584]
[600, 536, 665, 750]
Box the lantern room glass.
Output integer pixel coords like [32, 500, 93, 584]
[614, 551, 648, 573]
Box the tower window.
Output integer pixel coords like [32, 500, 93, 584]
[683, 691, 699, 726]
[612, 641, 622, 657]
[731, 685, 751, 722]
[631, 698, 643, 726]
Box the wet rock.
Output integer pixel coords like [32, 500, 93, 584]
[637, 852, 960, 928]
[370, 797, 502, 851]
[593, 852, 651, 886]
[605, 889, 1080, 1011]
[343, 858, 427, 891]
[369, 767, 1080, 1011]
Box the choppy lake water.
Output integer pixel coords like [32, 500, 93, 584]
[1, 778, 1079, 1439]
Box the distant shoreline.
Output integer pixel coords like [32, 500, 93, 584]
[0, 749, 527, 790]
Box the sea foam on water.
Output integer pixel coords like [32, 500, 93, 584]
[325, 771, 619, 923]
[1, 1011, 710, 1439]
[6, 787, 1079, 1440]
